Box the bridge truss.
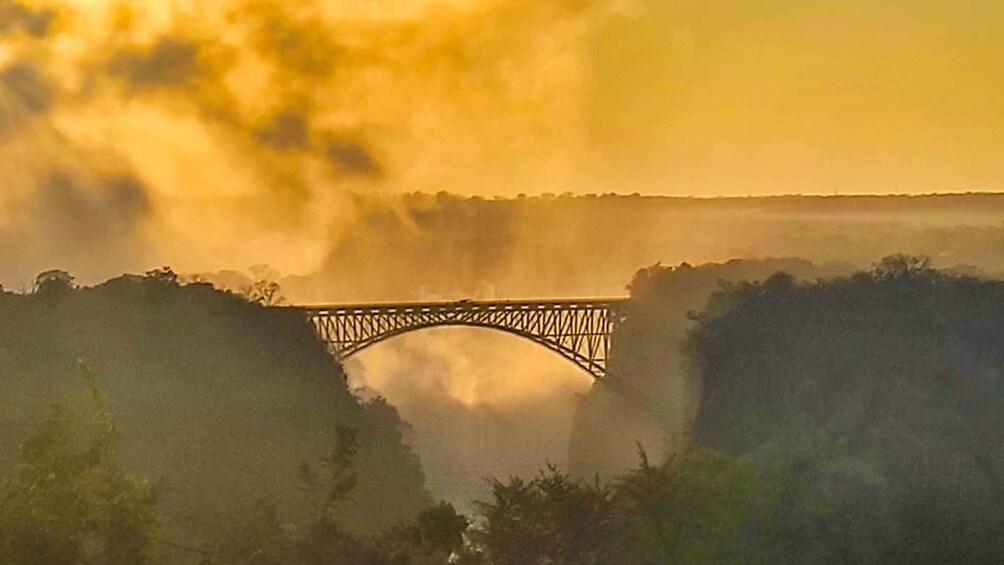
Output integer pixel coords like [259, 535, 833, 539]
[301, 298, 628, 379]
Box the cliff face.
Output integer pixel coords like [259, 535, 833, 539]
[572, 259, 1004, 561]
[0, 275, 431, 548]
[569, 258, 847, 478]
[685, 264, 1004, 561]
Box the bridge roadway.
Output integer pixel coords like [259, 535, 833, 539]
[298, 298, 629, 379]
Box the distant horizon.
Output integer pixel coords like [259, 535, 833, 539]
[396, 190, 1004, 200]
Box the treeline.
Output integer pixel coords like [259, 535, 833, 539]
[570, 257, 850, 476]
[0, 373, 871, 565]
[6, 257, 1004, 563]
[0, 270, 430, 561]
[578, 255, 1004, 563]
[686, 255, 1004, 563]
[572, 255, 1004, 564]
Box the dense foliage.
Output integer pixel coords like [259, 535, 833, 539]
[196, 431, 468, 565]
[0, 373, 892, 565]
[2, 380, 811, 565]
[0, 373, 467, 565]
[687, 256, 1004, 563]
[570, 258, 849, 476]
[0, 270, 430, 558]
[0, 366, 159, 564]
[6, 257, 1004, 563]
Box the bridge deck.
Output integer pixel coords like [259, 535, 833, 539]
[298, 298, 629, 316]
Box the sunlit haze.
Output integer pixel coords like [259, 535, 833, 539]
[3, 2, 1004, 557]
[3, 1, 1003, 282]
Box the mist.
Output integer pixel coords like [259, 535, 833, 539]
[0, 0, 612, 285]
[5, 0, 1003, 283]
[3, 0, 1004, 537]
[271, 193, 1004, 506]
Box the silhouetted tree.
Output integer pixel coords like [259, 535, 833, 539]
[382, 502, 469, 563]
[605, 449, 784, 565]
[0, 270, 433, 554]
[142, 266, 180, 287]
[0, 364, 160, 564]
[467, 465, 616, 565]
[32, 269, 74, 300]
[240, 279, 284, 306]
[872, 254, 933, 281]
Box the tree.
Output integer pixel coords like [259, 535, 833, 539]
[412, 502, 469, 556]
[0, 363, 160, 564]
[199, 428, 369, 565]
[872, 254, 933, 281]
[32, 269, 74, 300]
[381, 502, 470, 564]
[604, 449, 784, 565]
[240, 279, 285, 306]
[686, 261, 1004, 562]
[143, 266, 180, 286]
[467, 465, 616, 565]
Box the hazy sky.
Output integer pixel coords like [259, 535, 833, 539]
[586, 0, 1004, 195]
[1, 0, 1003, 281]
[16, 0, 1003, 200]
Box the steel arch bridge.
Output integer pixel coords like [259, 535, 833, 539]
[299, 298, 629, 379]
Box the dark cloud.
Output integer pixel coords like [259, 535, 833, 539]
[36, 172, 92, 241]
[106, 36, 205, 93]
[104, 173, 153, 225]
[17, 7, 54, 37]
[255, 110, 311, 152]
[35, 171, 151, 247]
[324, 137, 381, 177]
[1, 61, 52, 111]
[246, 0, 341, 81]
[0, 1, 56, 38]
[0, 60, 54, 123]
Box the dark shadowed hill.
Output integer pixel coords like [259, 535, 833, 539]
[0, 272, 431, 554]
[569, 258, 851, 478]
[685, 257, 1004, 563]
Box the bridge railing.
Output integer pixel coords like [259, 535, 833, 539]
[299, 297, 629, 316]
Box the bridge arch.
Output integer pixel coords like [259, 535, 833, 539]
[301, 299, 628, 379]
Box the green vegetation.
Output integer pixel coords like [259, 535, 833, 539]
[196, 430, 468, 565]
[0, 269, 430, 558]
[0, 371, 466, 565]
[461, 451, 774, 565]
[0, 372, 892, 565]
[683, 256, 1004, 563]
[577, 255, 1004, 563]
[5, 256, 1004, 563]
[570, 257, 848, 476]
[0, 365, 159, 564]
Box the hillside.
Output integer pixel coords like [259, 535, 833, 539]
[0, 271, 431, 555]
[683, 258, 1004, 562]
[568, 258, 854, 476]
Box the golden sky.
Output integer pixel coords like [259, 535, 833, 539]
[21, 0, 1004, 201]
[2, 0, 1003, 281]
[586, 0, 1004, 195]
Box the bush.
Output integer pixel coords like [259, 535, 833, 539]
[0, 365, 160, 565]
